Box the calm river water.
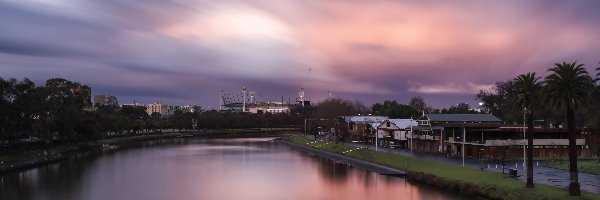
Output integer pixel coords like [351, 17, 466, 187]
[0, 138, 460, 200]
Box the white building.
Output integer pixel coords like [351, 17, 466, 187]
[376, 119, 418, 148]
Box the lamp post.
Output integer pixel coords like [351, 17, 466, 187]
[375, 128, 378, 152]
[410, 117, 414, 153]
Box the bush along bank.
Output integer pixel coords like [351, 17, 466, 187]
[284, 135, 600, 200]
[0, 133, 182, 174]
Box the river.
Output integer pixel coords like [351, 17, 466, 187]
[0, 137, 461, 200]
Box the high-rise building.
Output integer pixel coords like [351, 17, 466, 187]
[146, 102, 180, 117]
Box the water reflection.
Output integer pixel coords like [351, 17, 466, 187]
[0, 138, 460, 200]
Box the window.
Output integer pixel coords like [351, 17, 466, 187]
[386, 122, 390, 127]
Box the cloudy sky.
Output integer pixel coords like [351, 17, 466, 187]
[1, 0, 600, 109]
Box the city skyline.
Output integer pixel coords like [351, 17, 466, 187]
[2, 0, 600, 108]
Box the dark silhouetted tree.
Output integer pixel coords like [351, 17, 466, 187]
[544, 61, 595, 196]
[510, 73, 543, 188]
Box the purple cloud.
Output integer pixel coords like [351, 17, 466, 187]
[1, 0, 600, 109]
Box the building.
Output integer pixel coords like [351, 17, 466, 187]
[376, 119, 418, 148]
[94, 94, 118, 107]
[146, 102, 182, 117]
[413, 114, 501, 155]
[407, 113, 598, 159]
[339, 116, 388, 142]
[483, 127, 596, 159]
[247, 102, 292, 114]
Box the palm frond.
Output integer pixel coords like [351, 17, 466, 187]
[510, 72, 543, 111]
[544, 61, 595, 109]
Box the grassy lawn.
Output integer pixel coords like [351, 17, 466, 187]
[544, 161, 600, 175]
[286, 135, 600, 200]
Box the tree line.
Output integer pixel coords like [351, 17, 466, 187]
[0, 77, 305, 146]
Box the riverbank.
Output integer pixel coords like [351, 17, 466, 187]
[0, 133, 182, 174]
[0, 128, 299, 174]
[283, 135, 600, 200]
[202, 128, 299, 138]
[280, 140, 406, 177]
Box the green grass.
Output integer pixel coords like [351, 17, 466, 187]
[285, 135, 600, 200]
[544, 161, 600, 175]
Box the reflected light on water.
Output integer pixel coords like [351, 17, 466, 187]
[0, 138, 459, 200]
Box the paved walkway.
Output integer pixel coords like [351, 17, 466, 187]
[336, 140, 600, 193]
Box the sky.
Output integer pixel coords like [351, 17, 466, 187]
[1, 0, 600, 109]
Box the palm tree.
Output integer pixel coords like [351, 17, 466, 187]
[511, 73, 543, 188]
[544, 61, 595, 196]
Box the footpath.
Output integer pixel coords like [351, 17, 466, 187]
[343, 141, 600, 193]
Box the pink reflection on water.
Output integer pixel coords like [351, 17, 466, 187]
[1, 138, 459, 200]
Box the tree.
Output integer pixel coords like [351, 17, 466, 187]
[595, 62, 600, 87]
[596, 63, 600, 162]
[510, 73, 543, 188]
[172, 110, 189, 131]
[409, 96, 425, 112]
[311, 98, 369, 142]
[477, 81, 523, 122]
[442, 102, 477, 114]
[544, 61, 595, 196]
[372, 100, 420, 118]
[0, 78, 10, 142]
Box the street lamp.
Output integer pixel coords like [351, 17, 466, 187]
[375, 127, 378, 152]
[410, 117, 414, 153]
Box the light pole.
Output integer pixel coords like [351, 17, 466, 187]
[304, 118, 307, 136]
[375, 128, 378, 152]
[410, 117, 414, 153]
